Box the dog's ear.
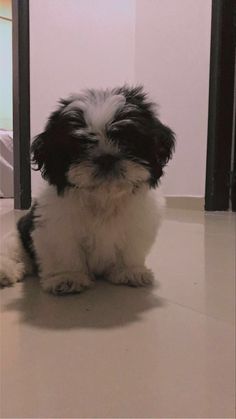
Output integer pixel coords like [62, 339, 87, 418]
[31, 127, 69, 193]
[31, 129, 56, 183]
[31, 101, 69, 187]
[31, 131, 48, 174]
[154, 120, 175, 167]
[149, 119, 175, 185]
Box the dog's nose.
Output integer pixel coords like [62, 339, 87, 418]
[94, 154, 120, 171]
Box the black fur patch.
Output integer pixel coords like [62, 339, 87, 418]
[17, 203, 38, 273]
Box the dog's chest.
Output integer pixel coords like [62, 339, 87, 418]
[80, 219, 124, 273]
[68, 193, 129, 272]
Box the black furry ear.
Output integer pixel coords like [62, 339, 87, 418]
[31, 129, 70, 193]
[31, 132, 47, 174]
[154, 121, 175, 167]
[148, 120, 175, 187]
[31, 99, 71, 185]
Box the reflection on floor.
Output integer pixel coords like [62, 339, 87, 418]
[0, 199, 235, 418]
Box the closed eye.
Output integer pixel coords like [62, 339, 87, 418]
[86, 138, 98, 145]
[80, 138, 99, 151]
[126, 155, 150, 166]
[72, 130, 98, 146]
[87, 132, 98, 144]
[108, 123, 140, 140]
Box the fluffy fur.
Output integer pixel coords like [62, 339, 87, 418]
[0, 86, 175, 294]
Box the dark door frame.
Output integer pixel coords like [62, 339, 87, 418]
[12, 0, 31, 209]
[205, 0, 235, 211]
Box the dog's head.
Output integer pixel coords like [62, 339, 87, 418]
[32, 86, 175, 195]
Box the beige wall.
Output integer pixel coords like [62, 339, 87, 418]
[30, 0, 136, 194]
[135, 0, 212, 197]
[30, 0, 212, 198]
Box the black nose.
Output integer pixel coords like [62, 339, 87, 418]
[94, 154, 119, 171]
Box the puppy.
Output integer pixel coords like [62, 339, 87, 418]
[0, 86, 175, 294]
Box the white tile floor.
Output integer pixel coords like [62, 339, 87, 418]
[0, 199, 235, 418]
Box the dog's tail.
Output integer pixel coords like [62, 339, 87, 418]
[0, 228, 33, 287]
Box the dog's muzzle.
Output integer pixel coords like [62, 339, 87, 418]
[93, 154, 123, 178]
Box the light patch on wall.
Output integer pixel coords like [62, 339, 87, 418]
[0, 0, 12, 19]
[0, 0, 13, 130]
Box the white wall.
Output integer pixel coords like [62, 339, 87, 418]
[135, 0, 212, 197]
[30, 0, 211, 197]
[30, 0, 136, 195]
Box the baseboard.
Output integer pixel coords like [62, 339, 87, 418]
[166, 196, 204, 211]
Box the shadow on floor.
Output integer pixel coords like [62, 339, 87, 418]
[2, 276, 165, 330]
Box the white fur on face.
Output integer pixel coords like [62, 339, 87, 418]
[63, 90, 126, 133]
[63, 90, 129, 158]
[63, 91, 151, 191]
[72, 128, 120, 156]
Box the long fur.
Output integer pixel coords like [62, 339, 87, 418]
[0, 86, 175, 294]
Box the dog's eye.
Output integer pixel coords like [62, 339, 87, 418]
[109, 129, 120, 142]
[85, 136, 98, 146]
[72, 131, 98, 146]
[109, 126, 137, 146]
[86, 141, 98, 148]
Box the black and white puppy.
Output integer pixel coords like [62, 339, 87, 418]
[0, 86, 175, 294]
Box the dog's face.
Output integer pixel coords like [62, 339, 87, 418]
[32, 86, 175, 195]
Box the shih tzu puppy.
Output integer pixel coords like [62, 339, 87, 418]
[0, 86, 175, 294]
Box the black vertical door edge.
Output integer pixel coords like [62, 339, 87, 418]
[231, 108, 236, 210]
[205, 0, 235, 211]
[12, 0, 31, 209]
[231, 4, 236, 211]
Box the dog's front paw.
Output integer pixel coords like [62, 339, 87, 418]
[108, 266, 154, 287]
[41, 272, 94, 295]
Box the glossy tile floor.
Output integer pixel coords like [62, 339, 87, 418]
[0, 199, 235, 418]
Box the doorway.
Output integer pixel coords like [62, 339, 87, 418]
[1, 0, 235, 211]
[0, 0, 31, 209]
[0, 0, 13, 199]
